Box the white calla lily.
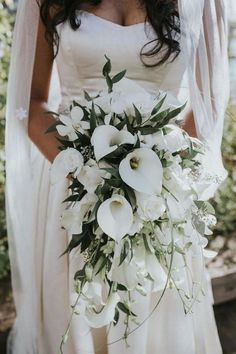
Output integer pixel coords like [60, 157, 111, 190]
[97, 194, 133, 242]
[91, 125, 135, 161]
[50, 148, 84, 184]
[119, 148, 163, 195]
[85, 292, 120, 328]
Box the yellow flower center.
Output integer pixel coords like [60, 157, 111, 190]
[130, 157, 139, 170]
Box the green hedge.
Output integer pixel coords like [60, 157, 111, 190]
[213, 106, 236, 237]
[0, 4, 14, 280]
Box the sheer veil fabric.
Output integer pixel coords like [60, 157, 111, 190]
[5, 0, 229, 353]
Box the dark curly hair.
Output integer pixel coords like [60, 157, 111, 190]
[39, 0, 180, 67]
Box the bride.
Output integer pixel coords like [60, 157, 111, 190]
[5, 0, 229, 353]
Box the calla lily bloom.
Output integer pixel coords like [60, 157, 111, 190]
[85, 292, 120, 328]
[119, 148, 163, 195]
[50, 148, 84, 184]
[97, 194, 133, 242]
[91, 125, 135, 161]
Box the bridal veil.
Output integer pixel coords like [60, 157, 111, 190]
[5, 1, 229, 353]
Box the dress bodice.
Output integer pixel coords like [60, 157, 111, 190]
[55, 10, 188, 107]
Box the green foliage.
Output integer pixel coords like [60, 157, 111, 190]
[212, 106, 236, 237]
[0, 4, 15, 280]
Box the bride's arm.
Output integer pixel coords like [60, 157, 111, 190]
[28, 16, 61, 163]
[182, 110, 197, 138]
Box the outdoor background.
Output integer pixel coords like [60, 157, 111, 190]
[0, 0, 235, 353]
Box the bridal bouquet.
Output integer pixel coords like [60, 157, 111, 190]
[47, 57, 217, 347]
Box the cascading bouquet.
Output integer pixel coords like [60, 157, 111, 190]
[47, 57, 217, 349]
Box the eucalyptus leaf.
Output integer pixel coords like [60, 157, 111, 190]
[112, 70, 127, 84]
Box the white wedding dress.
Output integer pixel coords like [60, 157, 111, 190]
[25, 10, 223, 354]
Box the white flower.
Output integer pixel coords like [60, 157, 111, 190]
[78, 159, 107, 193]
[133, 239, 167, 292]
[144, 124, 189, 152]
[85, 292, 120, 328]
[97, 194, 133, 242]
[119, 148, 163, 195]
[50, 148, 84, 184]
[128, 213, 144, 236]
[91, 93, 113, 114]
[57, 106, 90, 140]
[109, 257, 139, 290]
[61, 193, 98, 235]
[135, 192, 166, 221]
[16, 107, 28, 121]
[112, 78, 156, 117]
[91, 125, 136, 161]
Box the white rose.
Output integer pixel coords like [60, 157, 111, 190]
[61, 193, 98, 235]
[50, 148, 84, 184]
[145, 124, 189, 152]
[78, 159, 107, 193]
[135, 192, 166, 221]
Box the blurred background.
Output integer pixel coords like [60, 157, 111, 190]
[0, 0, 235, 353]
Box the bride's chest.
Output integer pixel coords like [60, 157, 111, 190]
[55, 11, 187, 98]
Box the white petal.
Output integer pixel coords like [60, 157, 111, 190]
[109, 258, 139, 290]
[50, 148, 84, 184]
[146, 254, 167, 291]
[203, 249, 218, 259]
[59, 114, 73, 127]
[91, 125, 135, 161]
[136, 192, 166, 221]
[119, 148, 163, 195]
[97, 194, 133, 242]
[71, 106, 84, 124]
[85, 292, 120, 328]
[56, 124, 73, 137]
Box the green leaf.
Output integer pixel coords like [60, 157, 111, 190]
[62, 194, 82, 203]
[90, 103, 97, 133]
[103, 55, 112, 76]
[95, 256, 107, 275]
[117, 302, 137, 317]
[133, 104, 142, 125]
[150, 108, 170, 124]
[124, 186, 136, 207]
[115, 119, 127, 130]
[117, 283, 128, 291]
[105, 74, 113, 93]
[166, 102, 187, 120]
[45, 121, 61, 134]
[113, 308, 120, 326]
[112, 69, 127, 83]
[151, 94, 167, 115]
[119, 239, 130, 266]
[75, 131, 90, 145]
[174, 244, 185, 255]
[100, 167, 120, 179]
[61, 233, 86, 256]
[106, 178, 123, 188]
[84, 90, 93, 101]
